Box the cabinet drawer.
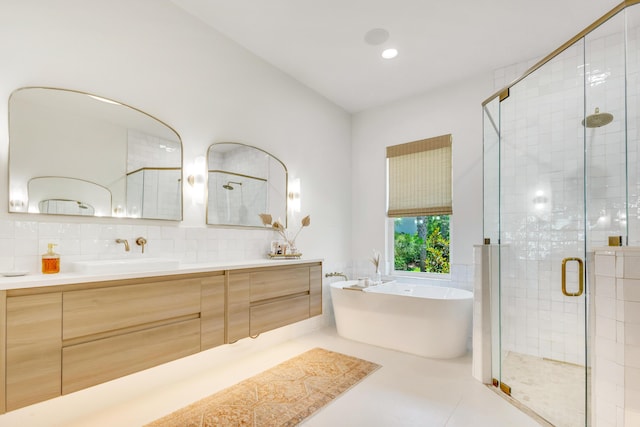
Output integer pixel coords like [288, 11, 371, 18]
[63, 278, 202, 340]
[250, 294, 309, 335]
[62, 318, 201, 394]
[250, 266, 309, 302]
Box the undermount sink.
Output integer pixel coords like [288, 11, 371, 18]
[71, 258, 180, 274]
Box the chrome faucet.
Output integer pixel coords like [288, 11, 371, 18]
[325, 272, 348, 281]
[115, 239, 130, 252]
[135, 237, 147, 254]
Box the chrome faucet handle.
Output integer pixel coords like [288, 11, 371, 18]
[135, 237, 147, 254]
[115, 239, 130, 252]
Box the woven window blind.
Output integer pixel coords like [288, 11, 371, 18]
[386, 134, 452, 217]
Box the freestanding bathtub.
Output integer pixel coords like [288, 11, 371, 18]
[330, 280, 473, 358]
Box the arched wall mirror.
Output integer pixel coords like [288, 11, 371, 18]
[8, 87, 183, 220]
[207, 142, 287, 227]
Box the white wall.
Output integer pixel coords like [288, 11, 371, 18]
[350, 74, 493, 288]
[0, 2, 353, 422]
[0, 1, 503, 423]
[0, 0, 352, 272]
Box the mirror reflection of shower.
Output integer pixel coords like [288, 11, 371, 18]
[222, 181, 247, 223]
[222, 181, 242, 190]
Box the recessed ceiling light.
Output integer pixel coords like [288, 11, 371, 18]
[381, 48, 398, 59]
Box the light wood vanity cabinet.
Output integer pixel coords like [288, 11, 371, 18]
[227, 262, 323, 341]
[0, 261, 321, 413]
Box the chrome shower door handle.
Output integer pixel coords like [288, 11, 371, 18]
[561, 257, 584, 297]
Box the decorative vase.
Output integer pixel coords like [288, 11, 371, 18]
[374, 268, 382, 284]
[287, 240, 298, 255]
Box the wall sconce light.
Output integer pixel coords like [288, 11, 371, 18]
[186, 155, 206, 205]
[532, 189, 549, 209]
[9, 189, 27, 211]
[9, 199, 25, 211]
[113, 205, 126, 217]
[288, 178, 301, 213]
[187, 156, 206, 187]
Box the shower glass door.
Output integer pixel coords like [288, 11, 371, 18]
[491, 10, 629, 424]
[484, 6, 634, 426]
[498, 39, 589, 427]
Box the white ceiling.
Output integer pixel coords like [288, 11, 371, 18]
[170, 0, 622, 113]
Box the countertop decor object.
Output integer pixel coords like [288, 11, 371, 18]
[371, 249, 382, 283]
[260, 213, 310, 257]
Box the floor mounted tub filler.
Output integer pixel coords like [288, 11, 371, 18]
[330, 280, 473, 359]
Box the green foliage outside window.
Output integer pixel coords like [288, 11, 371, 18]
[394, 215, 450, 274]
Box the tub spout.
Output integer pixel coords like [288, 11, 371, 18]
[325, 272, 348, 281]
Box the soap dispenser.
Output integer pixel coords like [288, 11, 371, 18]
[42, 243, 60, 274]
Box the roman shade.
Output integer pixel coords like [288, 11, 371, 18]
[386, 134, 452, 217]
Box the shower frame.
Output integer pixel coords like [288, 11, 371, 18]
[482, 1, 640, 425]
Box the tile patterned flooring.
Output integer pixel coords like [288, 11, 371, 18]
[0, 327, 541, 427]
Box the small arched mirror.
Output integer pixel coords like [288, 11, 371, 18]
[207, 143, 287, 227]
[8, 87, 183, 220]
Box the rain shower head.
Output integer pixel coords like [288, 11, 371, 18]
[582, 107, 614, 128]
[222, 181, 242, 190]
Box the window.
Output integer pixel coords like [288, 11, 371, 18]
[393, 215, 450, 273]
[386, 134, 452, 275]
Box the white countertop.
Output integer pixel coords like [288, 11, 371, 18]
[0, 258, 324, 291]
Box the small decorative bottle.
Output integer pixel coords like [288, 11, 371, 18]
[42, 243, 60, 274]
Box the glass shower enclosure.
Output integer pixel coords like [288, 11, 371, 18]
[483, 3, 640, 426]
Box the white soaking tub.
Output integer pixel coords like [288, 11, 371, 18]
[330, 280, 473, 358]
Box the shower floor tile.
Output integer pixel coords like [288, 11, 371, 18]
[502, 351, 586, 427]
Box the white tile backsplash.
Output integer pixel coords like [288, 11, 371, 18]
[0, 219, 292, 274]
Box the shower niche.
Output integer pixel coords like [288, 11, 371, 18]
[483, 2, 640, 426]
[206, 142, 287, 227]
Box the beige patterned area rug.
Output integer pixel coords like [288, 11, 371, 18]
[145, 347, 380, 427]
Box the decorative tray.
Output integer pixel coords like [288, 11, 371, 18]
[268, 253, 302, 259]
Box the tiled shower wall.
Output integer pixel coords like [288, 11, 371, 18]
[127, 129, 181, 171]
[125, 130, 182, 219]
[497, 40, 588, 365]
[126, 169, 182, 220]
[488, 7, 640, 364]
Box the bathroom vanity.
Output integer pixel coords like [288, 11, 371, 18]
[0, 259, 322, 413]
